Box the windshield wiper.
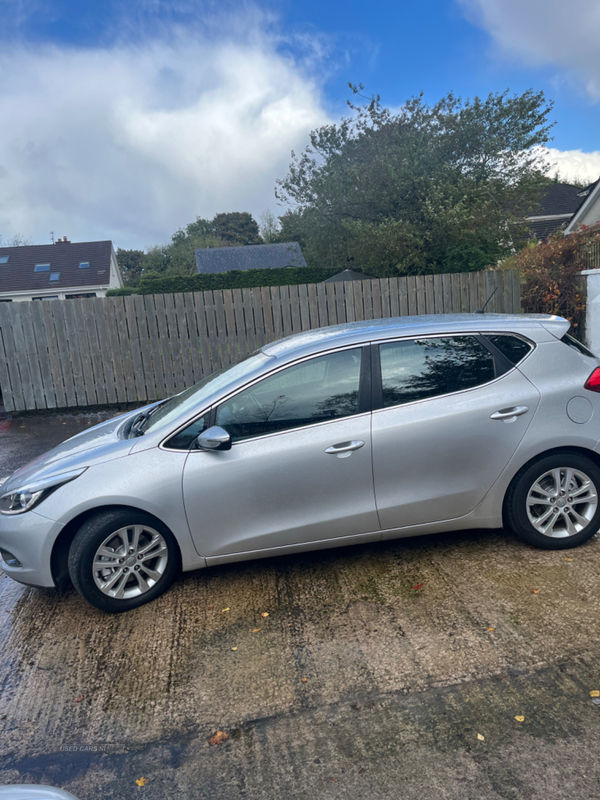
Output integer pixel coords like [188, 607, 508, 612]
[127, 401, 168, 438]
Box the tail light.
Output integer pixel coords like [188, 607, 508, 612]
[584, 368, 600, 393]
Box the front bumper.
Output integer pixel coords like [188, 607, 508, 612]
[0, 510, 63, 588]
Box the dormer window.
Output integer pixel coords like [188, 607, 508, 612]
[0, 256, 8, 264]
[34, 263, 50, 272]
[79, 261, 90, 269]
[49, 272, 60, 281]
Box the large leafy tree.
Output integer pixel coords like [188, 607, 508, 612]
[276, 87, 555, 275]
[118, 213, 263, 283]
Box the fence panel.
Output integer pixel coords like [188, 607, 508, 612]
[0, 269, 520, 412]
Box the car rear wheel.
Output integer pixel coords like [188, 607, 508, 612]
[68, 510, 180, 612]
[505, 452, 600, 549]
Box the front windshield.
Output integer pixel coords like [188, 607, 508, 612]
[143, 352, 271, 434]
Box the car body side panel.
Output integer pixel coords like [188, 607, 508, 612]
[26, 449, 205, 573]
[183, 413, 379, 557]
[373, 367, 541, 531]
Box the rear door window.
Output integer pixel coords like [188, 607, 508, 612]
[379, 336, 496, 408]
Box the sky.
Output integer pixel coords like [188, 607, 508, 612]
[0, 0, 599, 250]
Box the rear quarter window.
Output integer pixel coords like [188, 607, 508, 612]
[561, 333, 596, 359]
[485, 334, 533, 366]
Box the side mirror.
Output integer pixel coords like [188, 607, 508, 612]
[195, 426, 232, 451]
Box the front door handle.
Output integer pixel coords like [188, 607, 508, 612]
[325, 440, 366, 455]
[490, 405, 529, 421]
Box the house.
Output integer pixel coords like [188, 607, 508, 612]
[526, 180, 600, 241]
[195, 242, 306, 274]
[0, 238, 123, 302]
[322, 269, 376, 283]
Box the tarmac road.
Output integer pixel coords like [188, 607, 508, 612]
[1, 410, 600, 800]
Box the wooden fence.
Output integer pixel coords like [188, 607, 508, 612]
[0, 269, 520, 413]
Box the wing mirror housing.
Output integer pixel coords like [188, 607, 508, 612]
[195, 426, 232, 451]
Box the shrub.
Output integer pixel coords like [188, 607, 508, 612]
[499, 225, 600, 335]
[137, 266, 341, 294]
[106, 287, 138, 297]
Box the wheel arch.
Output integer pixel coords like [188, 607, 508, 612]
[50, 504, 182, 590]
[502, 445, 600, 523]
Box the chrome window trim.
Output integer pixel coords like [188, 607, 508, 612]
[159, 343, 367, 452]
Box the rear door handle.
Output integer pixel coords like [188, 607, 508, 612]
[490, 406, 529, 421]
[325, 440, 366, 454]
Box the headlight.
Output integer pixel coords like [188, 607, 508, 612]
[0, 468, 88, 515]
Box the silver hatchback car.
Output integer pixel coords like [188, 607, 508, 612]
[2, 313, 600, 612]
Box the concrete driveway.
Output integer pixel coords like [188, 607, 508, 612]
[1, 411, 600, 799]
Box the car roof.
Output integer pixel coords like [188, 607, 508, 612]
[262, 313, 571, 360]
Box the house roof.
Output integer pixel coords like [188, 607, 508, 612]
[0, 240, 114, 294]
[195, 242, 307, 274]
[529, 183, 583, 217]
[527, 218, 570, 241]
[322, 269, 376, 283]
[565, 179, 600, 234]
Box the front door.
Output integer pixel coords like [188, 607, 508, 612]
[182, 347, 380, 558]
[371, 335, 541, 531]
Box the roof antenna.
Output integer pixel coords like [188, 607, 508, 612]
[475, 287, 498, 314]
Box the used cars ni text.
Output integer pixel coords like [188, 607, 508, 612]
[2, 313, 600, 612]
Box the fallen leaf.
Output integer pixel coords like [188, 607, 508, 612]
[515, 715, 525, 722]
[487, 628, 495, 632]
[301, 678, 308, 683]
[590, 690, 600, 698]
[135, 777, 147, 787]
[287, 623, 292, 626]
[565, 558, 574, 562]
[261, 612, 269, 617]
[74, 694, 84, 703]
[358, 768, 366, 774]
[477, 733, 485, 741]
[531, 589, 540, 595]
[222, 607, 230, 612]
[207, 606, 214, 611]
[209, 730, 229, 746]
[411, 583, 424, 590]
[231, 647, 238, 651]
[251, 628, 261, 633]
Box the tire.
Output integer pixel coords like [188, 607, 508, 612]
[505, 452, 600, 550]
[68, 509, 180, 612]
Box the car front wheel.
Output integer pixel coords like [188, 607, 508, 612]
[505, 452, 600, 550]
[68, 510, 180, 612]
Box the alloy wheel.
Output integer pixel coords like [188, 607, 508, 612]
[526, 467, 598, 538]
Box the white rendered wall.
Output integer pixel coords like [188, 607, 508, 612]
[582, 269, 600, 355]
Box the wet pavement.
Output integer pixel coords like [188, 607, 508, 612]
[1, 411, 600, 799]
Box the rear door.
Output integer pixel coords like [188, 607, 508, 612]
[371, 334, 541, 532]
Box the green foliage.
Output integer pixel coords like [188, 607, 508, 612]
[276, 86, 554, 276]
[259, 210, 282, 244]
[106, 287, 139, 296]
[116, 248, 145, 286]
[137, 266, 340, 295]
[212, 212, 261, 245]
[117, 213, 263, 285]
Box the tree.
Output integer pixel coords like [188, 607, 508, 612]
[212, 212, 261, 245]
[0, 234, 32, 246]
[259, 210, 281, 243]
[116, 248, 145, 286]
[276, 87, 555, 275]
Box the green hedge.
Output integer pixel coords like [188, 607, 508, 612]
[106, 287, 139, 296]
[137, 266, 341, 295]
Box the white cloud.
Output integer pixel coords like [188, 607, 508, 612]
[457, 0, 600, 99]
[0, 19, 330, 249]
[540, 147, 600, 185]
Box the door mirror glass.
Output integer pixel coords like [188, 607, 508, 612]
[195, 426, 232, 451]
